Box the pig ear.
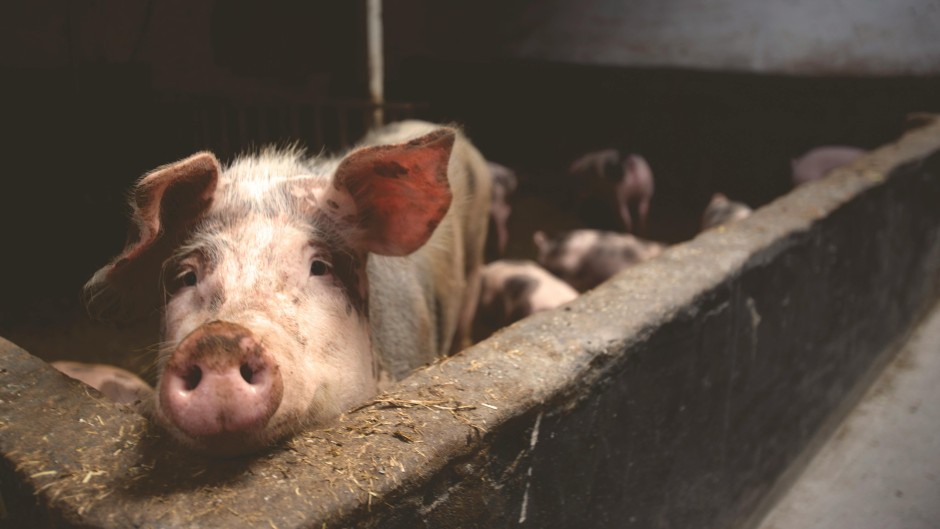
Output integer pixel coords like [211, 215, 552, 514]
[326, 129, 455, 256]
[84, 152, 221, 322]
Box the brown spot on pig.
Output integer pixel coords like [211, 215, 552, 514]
[372, 160, 409, 179]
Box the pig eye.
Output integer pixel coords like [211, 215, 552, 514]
[309, 259, 331, 276]
[181, 271, 198, 286]
[171, 269, 198, 290]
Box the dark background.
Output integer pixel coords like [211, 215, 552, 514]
[1, 1, 938, 364]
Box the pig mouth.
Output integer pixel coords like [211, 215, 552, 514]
[153, 379, 290, 457]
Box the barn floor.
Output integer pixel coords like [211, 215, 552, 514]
[757, 297, 940, 529]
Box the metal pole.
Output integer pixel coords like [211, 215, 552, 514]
[366, 0, 384, 128]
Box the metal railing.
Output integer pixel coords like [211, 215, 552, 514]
[164, 95, 428, 160]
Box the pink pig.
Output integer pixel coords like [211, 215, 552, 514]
[568, 149, 655, 233]
[472, 260, 578, 341]
[533, 229, 665, 292]
[52, 360, 153, 406]
[700, 193, 753, 231]
[616, 154, 655, 234]
[791, 146, 866, 187]
[485, 161, 518, 259]
[83, 121, 491, 456]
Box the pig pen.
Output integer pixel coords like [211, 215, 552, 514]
[1, 106, 939, 527]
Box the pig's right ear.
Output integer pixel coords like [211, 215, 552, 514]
[84, 152, 221, 322]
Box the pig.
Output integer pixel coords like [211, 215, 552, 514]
[616, 154, 655, 234]
[52, 360, 153, 406]
[82, 120, 491, 456]
[568, 149, 655, 233]
[472, 260, 578, 342]
[700, 193, 753, 231]
[790, 146, 866, 187]
[568, 148, 621, 184]
[485, 161, 519, 260]
[533, 229, 665, 292]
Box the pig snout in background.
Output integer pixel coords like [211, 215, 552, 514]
[567, 149, 655, 234]
[700, 193, 753, 231]
[52, 360, 153, 407]
[790, 145, 866, 187]
[472, 260, 578, 342]
[533, 229, 666, 292]
[485, 161, 519, 261]
[80, 120, 491, 456]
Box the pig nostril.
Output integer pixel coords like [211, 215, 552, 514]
[240, 363, 254, 384]
[183, 366, 202, 391]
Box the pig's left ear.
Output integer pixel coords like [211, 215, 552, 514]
[327, 129, 455, 256]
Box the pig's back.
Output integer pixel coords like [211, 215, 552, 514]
[365, 121, 491, 379]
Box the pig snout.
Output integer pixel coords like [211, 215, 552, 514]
[159, 321, 284, 441]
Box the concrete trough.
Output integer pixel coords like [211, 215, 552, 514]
[2, 116, 940, 529]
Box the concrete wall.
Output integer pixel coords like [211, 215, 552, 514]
[2, 117, 939, 527]
[405, 0, 940, 76]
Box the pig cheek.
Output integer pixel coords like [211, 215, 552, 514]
[163, 291, 207, 348]
[276, 294, 376, 424]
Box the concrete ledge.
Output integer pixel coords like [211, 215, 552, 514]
[2, 117, 940, 528]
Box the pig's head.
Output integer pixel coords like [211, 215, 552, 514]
[84, 129, 456, 456]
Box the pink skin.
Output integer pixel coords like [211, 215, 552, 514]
[159, 322, 283, 443]
[472, 260, 578, 341]
[486, 162, 518, 257]
[567, 149, 620, 181]
[52, 360, 153, 406]
[567, 150, 655, 234]
[700, 193, 753, 231]
[617, 154, 655, 234]
[84, 126, 463, 456]
[533, 229, 665, 292]
[791, 146, 866, 187]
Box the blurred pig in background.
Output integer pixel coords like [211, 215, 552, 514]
[485, 161, 519, 260]
[567, 149, 655, 234]
[533, 229, 665, 292]
[473, 259, 578, 342]
[52, 360, 153, 407]
[700, 193, 753, 231]
[791, 146, 866, 187]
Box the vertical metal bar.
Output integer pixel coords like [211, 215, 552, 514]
[366, 0, 384, 129]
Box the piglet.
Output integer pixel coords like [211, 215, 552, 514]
[700, 193, 753, 231]
[568, 149, 655, 233]
[472, 260, 578, 341]
[791, 146, 865, 187]
[616, 154, 655, 234]
[533, 229, 665, 292]
[485, 161, 519, 259]
[52, 360, 153, 406]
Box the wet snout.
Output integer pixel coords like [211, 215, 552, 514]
[159, 321, 283, 443]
